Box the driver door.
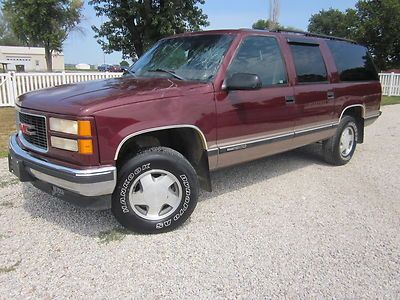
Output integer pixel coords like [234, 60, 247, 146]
[215, 35, 296, 168]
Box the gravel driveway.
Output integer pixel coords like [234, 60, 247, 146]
[0, 106, 399, 299]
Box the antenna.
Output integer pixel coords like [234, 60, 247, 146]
[269, 0, 280, 30]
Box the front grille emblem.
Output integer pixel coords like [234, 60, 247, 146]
[20, 123, 36, 136]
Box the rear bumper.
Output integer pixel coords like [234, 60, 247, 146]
[8, 134, 116, 210]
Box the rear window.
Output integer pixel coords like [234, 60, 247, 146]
[289, 44, 328, 83]
[326, 40, 379, 82]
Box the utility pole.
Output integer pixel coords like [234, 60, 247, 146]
[269, 0, 280, 30]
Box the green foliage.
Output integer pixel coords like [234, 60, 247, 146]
[2, 0, 83, 71]
[356, 0, 400, 71]
[89, 0, 209, 59]
[252, 19, 299, 31]
[120, 60, 130, 67]
[0, 10, 23, 46]
[308, 8, 358, 39]
[252, 19, 271, 30]
[308, 1, 400, 70]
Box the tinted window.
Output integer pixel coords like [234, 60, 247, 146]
[227, 36, 287, 87]
[326, 40, 378, 81]
[289, 44, 328, 83]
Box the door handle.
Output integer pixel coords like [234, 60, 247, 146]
[285, 96, 295, 104]
[327, 91, 335, 100]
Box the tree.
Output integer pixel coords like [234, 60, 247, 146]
[2, 0, 83, 71]
[120, 60, 130, 67]
[356, 0, 400, 70]
[307, 1, 400, 70]
[89, 0, 209, 59]
[308, 8, 358, 39]
[252, 19, 299, 31]
[0, 10, 23, 46]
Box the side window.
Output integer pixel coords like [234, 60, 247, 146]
[227, 36, 288, 87]
[289, 44, 328, 83]
[326, 40, 379, 82]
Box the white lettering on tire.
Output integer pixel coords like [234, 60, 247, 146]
[156, 174, 191, 229]
[119, 163, 151, 213]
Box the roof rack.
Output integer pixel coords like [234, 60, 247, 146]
[271, 29, 356, 44]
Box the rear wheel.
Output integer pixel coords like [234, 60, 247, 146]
[323, 116, 358, 166]
[112, 147, 199, 233]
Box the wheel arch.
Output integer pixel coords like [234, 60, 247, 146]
[339, 104, 366, 121]
[114, 125, 212, 192]
[339, 104, 366, 143]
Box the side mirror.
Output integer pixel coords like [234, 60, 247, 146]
[224, 73, 262, 91]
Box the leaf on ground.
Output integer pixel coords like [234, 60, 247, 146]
[98, 227, 130, 244]
[0, 260, 21, 274]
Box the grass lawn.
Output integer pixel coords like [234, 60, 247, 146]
[381, 96, 400, 106]
[0, 95, 399, 158]
[0, 107, 16, 157]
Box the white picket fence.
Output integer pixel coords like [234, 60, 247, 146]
[379, 72, 400, 96]
[0, 71, 122, 107]
[0, 71, 399, 107]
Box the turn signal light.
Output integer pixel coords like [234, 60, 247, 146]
[78, 120, 92, 137]
[78, 139, 93, 155]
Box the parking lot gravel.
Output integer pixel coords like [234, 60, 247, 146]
[0, 105, 399, 299]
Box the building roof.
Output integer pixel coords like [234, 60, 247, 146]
[0, 46, 63, 56]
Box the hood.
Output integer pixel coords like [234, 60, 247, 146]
[17, 77, 213, 116]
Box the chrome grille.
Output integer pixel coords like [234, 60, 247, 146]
[18, 112, 48, 151]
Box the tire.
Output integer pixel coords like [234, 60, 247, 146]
[112, 147, 199, 233]
[323, 115, 358, 166]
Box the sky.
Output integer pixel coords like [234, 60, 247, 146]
[63, 0, 358, 65]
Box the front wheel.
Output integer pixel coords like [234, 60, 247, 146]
[112, 147, 199, 233]
[323, 116, 358, 166]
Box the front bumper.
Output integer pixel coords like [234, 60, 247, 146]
[8, 134, 116, 210]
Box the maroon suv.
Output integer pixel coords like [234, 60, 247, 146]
[9, 29, 381, 233]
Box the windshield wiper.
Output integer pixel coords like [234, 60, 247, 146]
[147, 68, 186, 81]
[123, 68, 136, 77]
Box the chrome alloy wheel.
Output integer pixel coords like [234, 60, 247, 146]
[339, 126, 355, 157]
[128, 169, 182, 221]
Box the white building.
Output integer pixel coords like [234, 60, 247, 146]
[0, 46, 64, 72]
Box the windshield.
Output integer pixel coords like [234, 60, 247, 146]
[124, 34, 235, 82]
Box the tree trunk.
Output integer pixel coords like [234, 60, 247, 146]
[134, 39, 144, 57]
[44, 47, 53, 72]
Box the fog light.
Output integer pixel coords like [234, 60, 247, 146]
[51, 136, 78, 152]
[78, 139, 93, 154]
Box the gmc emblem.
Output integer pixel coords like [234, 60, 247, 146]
[20, 123, 36, 136]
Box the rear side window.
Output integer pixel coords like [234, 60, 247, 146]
[227, 36, 288, 87]
[289, 44, 328, 83]
[326, 40, 379, 81]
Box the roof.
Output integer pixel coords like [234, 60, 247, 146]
[169, 29, 356, 44]
[0, 46, 64, 56]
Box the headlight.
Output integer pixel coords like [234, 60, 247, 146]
[51, 136, 78, 152]
[49, 118, 77, 135]
[49, 118, 93, 154]
[49, 118, 92, 136]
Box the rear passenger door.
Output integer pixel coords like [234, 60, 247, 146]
[288, 40, 335, 134]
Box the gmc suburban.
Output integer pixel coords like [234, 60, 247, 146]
[9, 29, 382, 233]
